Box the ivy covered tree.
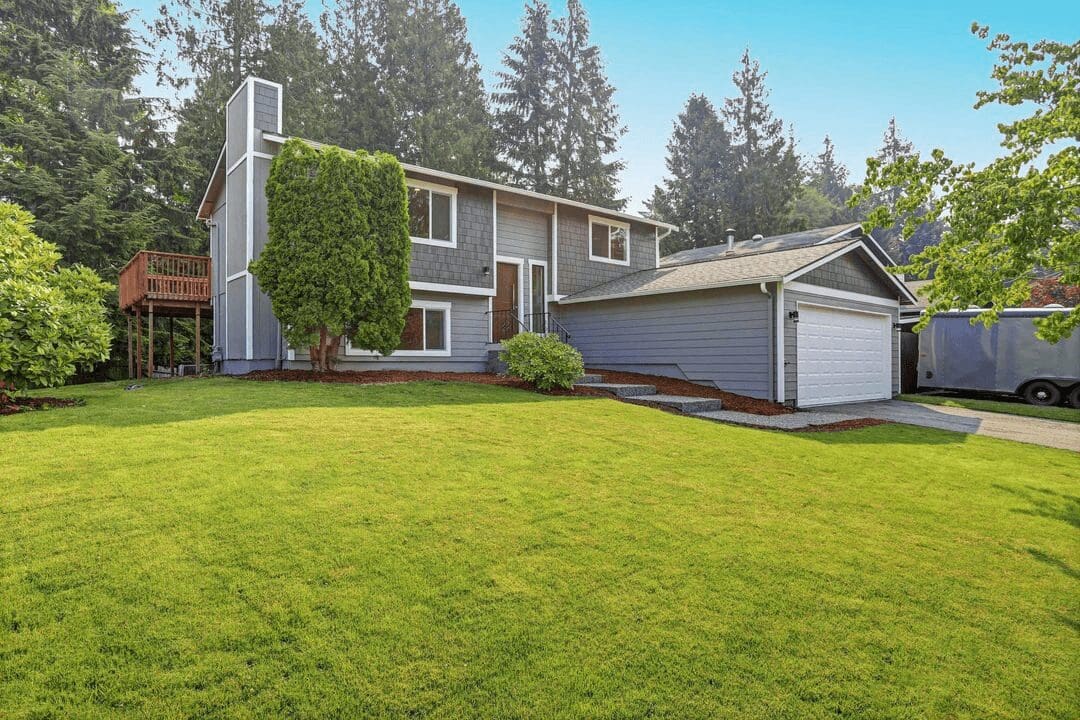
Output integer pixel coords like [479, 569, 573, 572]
[853, 25, 1079, 341]
[647, 94, 732, 253]
[248, 139, 412, 371]
[551, 0, 625, 208]
[0, 203, 112, 392]
[493, 0, 559, 191]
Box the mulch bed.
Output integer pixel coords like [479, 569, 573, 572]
[584, 368, 793, 415]
[0, 396, 82, 416]
[241, 368, 882, 433]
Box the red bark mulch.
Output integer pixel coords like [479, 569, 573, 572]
[242, 369, 608, 397]
[0, 396, 82, 416]
[797, 418, 890, 432]
[584, 368, 793, 415]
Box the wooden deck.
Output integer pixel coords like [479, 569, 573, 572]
[119, 251, 212, 379]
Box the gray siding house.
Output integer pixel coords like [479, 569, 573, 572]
[198, 78, 916, 407]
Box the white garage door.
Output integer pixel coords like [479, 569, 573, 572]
[797, 304, 892, 407]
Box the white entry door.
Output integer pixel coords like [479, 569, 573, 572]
[796, 304, 892, 407]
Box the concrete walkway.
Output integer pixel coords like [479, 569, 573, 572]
[814, 400, 1080, 451]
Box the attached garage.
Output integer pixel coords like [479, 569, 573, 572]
[795, 303, 893, 407]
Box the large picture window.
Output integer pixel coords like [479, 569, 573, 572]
[408, 180, 457, 247]
[588, 215, 630, 265]
[345, 301, 451, 357]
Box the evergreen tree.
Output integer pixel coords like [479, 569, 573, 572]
[551, 0, 625, 209]
[323, 0, 495, 177]
[810, 135, 851, 208]
[0, 0, 195, 273]
[873, 118, 915, 211]
[721, 49, 801, 238]
[646, 94, 732, 254]
[493, 0, 558, 191]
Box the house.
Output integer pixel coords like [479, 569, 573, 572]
[197, 78, 917, 407]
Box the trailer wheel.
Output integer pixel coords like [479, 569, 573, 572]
[1023, 380, 1061, 406]
[1068, 385, 1080, 409]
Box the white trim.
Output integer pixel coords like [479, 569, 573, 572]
[784, 281, 901, 309]
[783, 240, 918, 304]
[811, 223, 895, 266]
[587, 215, 631, 266]
[345, 300, 452, 357]
[813, 223, 863, 246]
[260, 133, 678, 232]
[199, 144, 227, 216]
[492, 189, 498, 277]
[495, 255, 525, 328]
[558, 275, 782, 305]
[226, 270, 248, 283]
[655, 227, 660, 269]
[794, 301, 894, 408]
[527, 259, 548, 319]
[861, 230, 895, 267]
[408, 280, 495, 297]
[226, 155, 247, 176]
[552, 205, 559, 296]
[407, 179, 457, 248]
[251, 151, 275, 161]
[245, 78, 254, 360]
[776, 282, 785, 404]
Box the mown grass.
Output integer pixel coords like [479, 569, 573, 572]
[898, 392, 1080, 423]
[3, 378, 1078, 719]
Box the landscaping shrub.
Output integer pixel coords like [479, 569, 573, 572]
[500, 333, 583, 391]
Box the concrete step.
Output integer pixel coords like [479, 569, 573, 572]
[627, 394, 723, 413]
[577, 373, 604, 384]
[575, 382, 657, 398]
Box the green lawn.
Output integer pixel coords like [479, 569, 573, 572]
[3, 379, 1078, 719]
[898, 393, 1080, 423]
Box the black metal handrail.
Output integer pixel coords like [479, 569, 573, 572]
[487, 309, 572, 345]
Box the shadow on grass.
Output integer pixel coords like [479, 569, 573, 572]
[792, 422, 967, 446]
[993, 484, 1080, 531]
[3, 377, 583, 433]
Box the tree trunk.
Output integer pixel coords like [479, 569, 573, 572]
[318, 326, 328, 372]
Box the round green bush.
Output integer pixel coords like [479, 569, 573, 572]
[499, 333, 584, 391]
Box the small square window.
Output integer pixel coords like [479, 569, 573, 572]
[407, 183, 456, 246]
[589, 216, 630, 264]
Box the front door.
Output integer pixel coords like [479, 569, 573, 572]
[492, 262, 519, 343]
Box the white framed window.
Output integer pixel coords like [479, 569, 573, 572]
[588, 215, 630, 265]
[345, 300, 452, 357]
[408, 179, 457, 248]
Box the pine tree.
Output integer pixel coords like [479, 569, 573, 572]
[324, 0, 496, 177]
[873, 118, 915, 211]
[493, 1, 558, 191]
[721, 49, 802, 238]
[810, 136, 851, 208]
[647, 94, 732, 253]
[0, 0, 194, 273]
[551, 0, 625, 209]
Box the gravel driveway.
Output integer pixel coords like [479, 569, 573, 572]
[815, 400, 1080, 451]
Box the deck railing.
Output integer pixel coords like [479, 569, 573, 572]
[119, 251, 211, 310]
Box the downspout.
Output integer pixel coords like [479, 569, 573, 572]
[760, 282, 776, 403]
[655, 227, 673, 267]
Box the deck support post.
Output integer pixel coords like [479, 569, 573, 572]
[148, 303, 154, 380]
[169, 317, 175, 376]
[135, 307, 143, 379]
[126, 314, 133, 379]
[194, 307, 201, 375]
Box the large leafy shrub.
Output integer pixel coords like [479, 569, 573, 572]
[249, 138, 412, 371]
[0, 203, 112, 392]
[500, 333, 583, 391]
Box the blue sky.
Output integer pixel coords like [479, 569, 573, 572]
[124, 0, 1077, 212]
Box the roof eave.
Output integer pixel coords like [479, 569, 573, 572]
[558, 275, 783, 305]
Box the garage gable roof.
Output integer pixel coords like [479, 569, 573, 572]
[560, 239, 868, 304]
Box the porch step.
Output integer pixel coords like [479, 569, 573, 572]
[574, 382, 657, 398]
[577, 373, 604, 384]
[626, 394, 723, 413]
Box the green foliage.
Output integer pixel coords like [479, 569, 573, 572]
[500, 332, 584, 390]
[550, 0, 626, 209]
[852, 26, 1078, 341]
[647, 94, 731, 254]
[323, 0, 496, 178]
[0, 203, 112, 390]
[493, 0, 559, 192]
[248, 139, 411, 370]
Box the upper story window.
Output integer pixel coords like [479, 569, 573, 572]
[408, 179, 457, 248]
[588, 215, 630, 265]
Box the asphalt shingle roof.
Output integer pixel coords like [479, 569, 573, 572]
[560, 239, 858, 304]
[660, 223, 863, 267]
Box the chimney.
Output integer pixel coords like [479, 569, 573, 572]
[726, 228, 736, 252]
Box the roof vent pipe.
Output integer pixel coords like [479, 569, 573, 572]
[752, 233, 765, 242]
[726, 228, 736, 252]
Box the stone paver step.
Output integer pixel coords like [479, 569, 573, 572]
[577, 373, 604, 384]
[575, 382, 657, 398]
[627, 394, 722, 413]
